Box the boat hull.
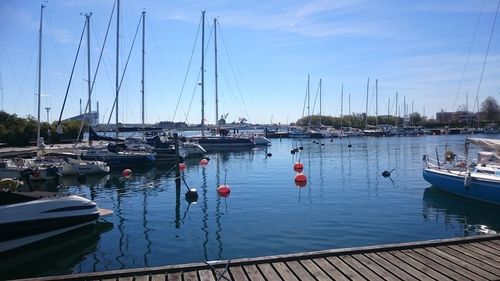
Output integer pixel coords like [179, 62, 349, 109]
[0, 194, 101, 253]
[423, 168, 500, 206]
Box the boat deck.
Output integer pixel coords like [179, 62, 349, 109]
[20, 234, 500, 281]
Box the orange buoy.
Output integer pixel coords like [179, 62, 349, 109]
[217, 184, 231, 197]
[294, 173, 307, 187]
[121, 168, 132, 177]
[179, 163, 186, 172]
[200, 158, 209, 165]
[293, 162, 304, 172]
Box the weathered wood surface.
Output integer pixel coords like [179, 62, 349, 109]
[17, 234, 500, 281]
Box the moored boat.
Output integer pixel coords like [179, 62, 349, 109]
[422, 137, 500, 206]
[0, 191, 112, 253]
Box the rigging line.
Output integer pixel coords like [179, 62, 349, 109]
[107, 13, 142, 125]
[472, 0, 499, 112]
[172, 13, 202, 122]
[301, 78, 307, 119]
[184, 71, 201, 124]
[57, 17, 86, 125]
[452, 0, 485, 112]
[312, 79, 320, 116]
[219, 29, 250, 122]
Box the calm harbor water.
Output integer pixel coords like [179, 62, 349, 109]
[2, 134, 500, 279]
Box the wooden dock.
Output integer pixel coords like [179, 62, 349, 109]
[20, 235, 500, 281]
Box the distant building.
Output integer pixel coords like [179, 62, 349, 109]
[436, 111, 477, 124]
[63, 111, 99, 125]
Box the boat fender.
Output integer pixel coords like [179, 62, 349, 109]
[464, 173, 472, 188]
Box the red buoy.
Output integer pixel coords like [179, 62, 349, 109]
[200, 158, 209, 165]
[179, 163, 186, 172]
[122, 168, 132, 177]
[293, 162, 304, 172]
[294, 173, 307, 187]
[217, 184, 231, 197]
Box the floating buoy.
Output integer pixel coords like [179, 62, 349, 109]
[299, 146, 304, 150]
[294, 173, 307, 187]
[203, 156, 211, 162]
[217, 184, 231, 197]
[185, 188, 198, 203]
[179, 163, 186, 172]
[382, 168, 395, 178]
[200, 158, 209, 165]
[266, 153, 272, 157]
[348, 144, 352, 148]
[293, 162, 304, 172]
[121, 168, 132, 177]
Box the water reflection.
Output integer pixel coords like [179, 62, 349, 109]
[0, 221, 113, 280]
[423, 187, 500, 235]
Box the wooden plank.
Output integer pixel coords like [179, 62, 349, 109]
[166, 271, 182, 281]
[459, 243, 500, 263]
[352, 253, 401, 281]
[257, 263, 283, 281]
[377, 251, 436, 280]
[150, 274, 165, 281]
[312, 258, 350, 281]
[489, 239, 500, 248]
[134, 275, 150, 281]
[363, 252, 416, 281]
[183, 270, 199, 281]
[286, 260, 315, 280]
[426, 247, 489, 281]
[480, 240, 500, 251]
[391, 250, 452, 281]
[326, 256, 368, 281]
[340, 255, 384, 281]
[441, 245, 500, 277]
[299, 259, 334, 281]
[272, 262, 299, 281]
[477, 241, 500, 257]
[198, 269, 215, 281]
[243, 265, 265, 281]
[118, 277, 133, 281]
[407, 248, 474, 281]
[229, 266, 249, 281]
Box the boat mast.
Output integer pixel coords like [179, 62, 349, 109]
[214, 17, 218, 127]
[395, 91, 398, 127]
[319, 78, 322, 126]
[201, 11, 205, 136]
[375, 79, 378, 127]
[141, 11, 145, 127]
[85, 12, 92, 146]
[340, 84, 343, 129]
[115, 0, 120, 138]
[37, 4, 45, 148]
[307, 74, 310, 128]
[364, 78, 369, 129]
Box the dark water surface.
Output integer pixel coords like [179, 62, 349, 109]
[2, 135, 500, 279]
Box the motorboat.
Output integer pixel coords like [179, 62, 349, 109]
[422, 137, 500, 206]
[0, 159, 61, 181]
[79, 143, 156, 167]
[31, 154, 110, 177]
[0, 190, 112, 253]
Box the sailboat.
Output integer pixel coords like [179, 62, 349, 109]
[192, 14, 255, 150]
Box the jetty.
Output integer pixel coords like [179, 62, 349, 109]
[19, 234, 500, 281]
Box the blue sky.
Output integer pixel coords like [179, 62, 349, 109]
[1, 0, 499, 125]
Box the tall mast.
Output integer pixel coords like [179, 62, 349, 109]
[340, 84, 343, 129]
[214, 17, 218, 127]
[395, 91, 398, 127]
[201, 11, 205, 136]
[319, 78, 322, 126]
[37, 4, 45, 148]
[364, 78, 369, 129]
[375, 79, 378, 127]
[307, 74, 310, 127]
[141, 11, 145, 127]
[86, 12, 92, 146]
[115, 0, 120, 137]
[348, 93, 351, 127]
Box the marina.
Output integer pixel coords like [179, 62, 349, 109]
[2, 135, 500, 279]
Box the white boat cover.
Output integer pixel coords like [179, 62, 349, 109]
[467, 138, 500, 151]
